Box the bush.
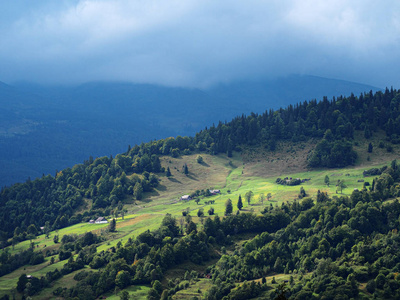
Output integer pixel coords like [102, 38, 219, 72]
[29, 252, 45, 265]
[59, 250, 72, 261]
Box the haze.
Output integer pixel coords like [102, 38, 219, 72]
[1, 0, 400, 88]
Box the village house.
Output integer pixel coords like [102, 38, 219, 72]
[181, 195, 192, 201]
[95, 217, 108, 224]
[209, 189, 221, 195]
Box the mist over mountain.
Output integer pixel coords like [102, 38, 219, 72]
[0, 75, 379, 187]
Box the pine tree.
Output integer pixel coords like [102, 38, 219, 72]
[184, 163, 189, 175]
[166, 167, 171, 177]
[237, 195, 243, 210]
[227, 139, 233, 157]
[368, 142, 373, 153]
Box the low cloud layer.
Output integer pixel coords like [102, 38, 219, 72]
[1, 0, 399, 88]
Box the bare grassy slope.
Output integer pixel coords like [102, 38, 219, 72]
[242, 140, 317, 178]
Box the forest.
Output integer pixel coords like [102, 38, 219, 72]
[1, 87, 400, 299]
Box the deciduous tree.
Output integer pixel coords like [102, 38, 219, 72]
[225, 199, 233, 216]
[245, 191, 253, 205]
[109, 218, 116, 232]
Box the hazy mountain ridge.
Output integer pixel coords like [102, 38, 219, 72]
[0, 75, 380, 186]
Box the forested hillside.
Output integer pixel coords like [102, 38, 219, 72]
[1, 88, 399, 245]
[2, 87, 400, 299]
[0, 76, 379, 187]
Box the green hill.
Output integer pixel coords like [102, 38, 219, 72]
[1, 88, 400, 299]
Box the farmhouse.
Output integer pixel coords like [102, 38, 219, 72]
[209, 189, 221, 195]
[95, 217, 108, 224]
[88, 219, 95, 224]
[181, 195, 192, 201]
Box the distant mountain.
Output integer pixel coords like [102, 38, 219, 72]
[0, 75, 380, 186]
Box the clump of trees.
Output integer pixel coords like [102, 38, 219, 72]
[276, 177, 302, 186]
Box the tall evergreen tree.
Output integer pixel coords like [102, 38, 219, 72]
[368, 142, 373, 153]
[166, 167, 171, 177]
[237, 195, 243, 210]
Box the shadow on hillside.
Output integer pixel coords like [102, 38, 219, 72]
[156, 184, 167, 192]
[168, 177, 182, 183]
[138, 198, 152, 203]
[186, 174, 199, 181]
[199, 162, 210, 167]
[227, 161, 237, 168]
[148, 190, 160, 197]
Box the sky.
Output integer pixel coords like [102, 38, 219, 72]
[0, 0, 399, 88]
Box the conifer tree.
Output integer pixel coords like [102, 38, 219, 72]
[237, 195, 243, 210]
[368, 142, 373, 153]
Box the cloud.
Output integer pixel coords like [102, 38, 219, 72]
[0, 0, 400, 87]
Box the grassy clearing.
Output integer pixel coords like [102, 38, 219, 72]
[32, 268, 92, 300]
[103, 285, 151, 300]
[5, 221, 110, 255]
[173, 278, 213, 299]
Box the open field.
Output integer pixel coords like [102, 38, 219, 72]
[102, 285, 151, 300]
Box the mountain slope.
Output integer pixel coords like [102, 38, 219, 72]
[0, 76, 380, 187]
[2, 87, 400, 299]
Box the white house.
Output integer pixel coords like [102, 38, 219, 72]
[209, 189, 221, 195]
[181, 195, 192, 201]
[95, 217, 108, 224]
